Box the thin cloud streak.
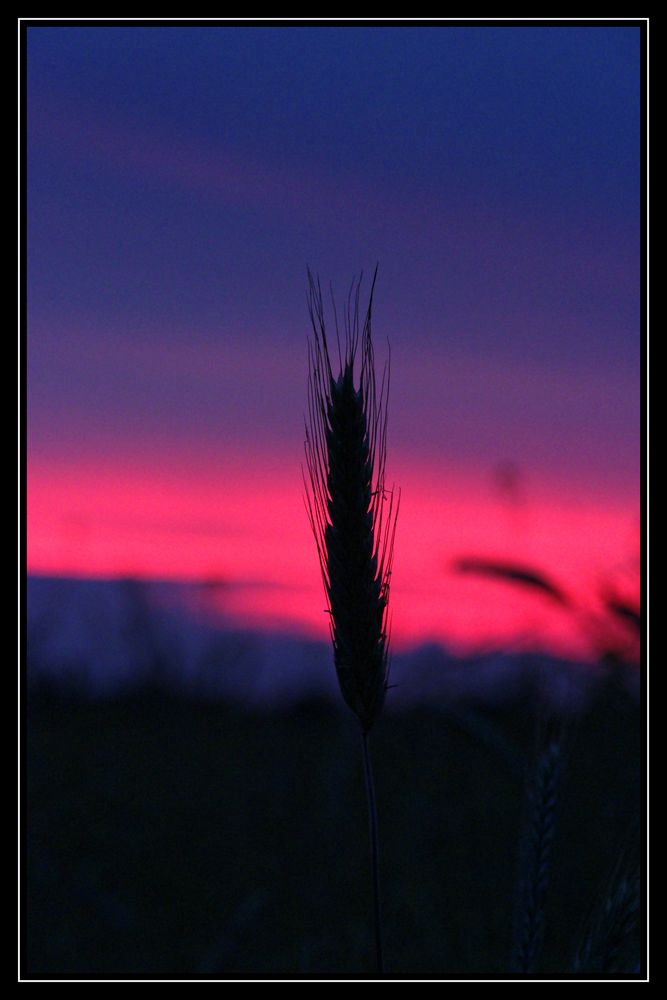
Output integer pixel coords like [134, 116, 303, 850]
[28, 94, 638, 305]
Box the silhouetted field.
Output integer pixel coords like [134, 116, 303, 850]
[24, 673, 641, 979]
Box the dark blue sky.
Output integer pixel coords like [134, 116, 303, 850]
[28, 25, 640, 360]
[28, 26, 639, 203]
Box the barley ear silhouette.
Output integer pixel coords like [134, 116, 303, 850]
[304, 267, 399, 733]
[304, 267, 399, 975]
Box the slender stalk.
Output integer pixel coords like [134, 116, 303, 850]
[361, 730, 384, 976]
[304, 271, 397, 974]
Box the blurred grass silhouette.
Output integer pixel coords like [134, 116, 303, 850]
[24, 673, 640, 978]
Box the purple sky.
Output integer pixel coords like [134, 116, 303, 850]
[27, 24, 642, 653]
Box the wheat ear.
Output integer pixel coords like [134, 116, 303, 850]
[304, 268, 398, 975]
[512, 730, 562, 974]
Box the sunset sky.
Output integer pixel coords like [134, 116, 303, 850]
[27, 24, 642, 656]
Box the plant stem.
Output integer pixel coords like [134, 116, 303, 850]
[361, 730, 384, 975]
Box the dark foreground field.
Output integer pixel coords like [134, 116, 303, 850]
[24, 676, 642, 979]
